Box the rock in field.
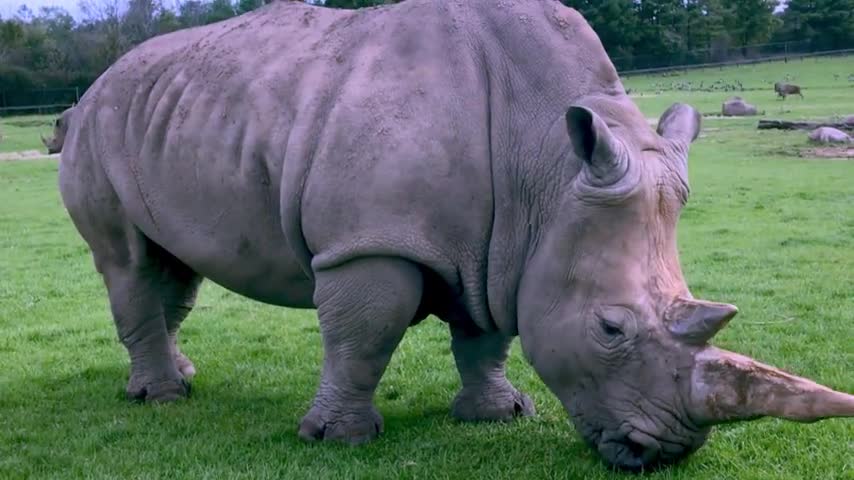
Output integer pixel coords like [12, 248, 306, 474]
[722, 96, 758, 116]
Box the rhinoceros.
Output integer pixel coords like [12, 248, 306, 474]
[774, 82, 804, 99]
[56, 0, 853, 471]
[41, 106, 75, 154]
[808, 127, 852, 144]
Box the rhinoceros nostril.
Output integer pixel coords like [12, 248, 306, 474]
[624, 437, 647, 458]
[598, 429, 665, 471]
[626, 429, 663, 464]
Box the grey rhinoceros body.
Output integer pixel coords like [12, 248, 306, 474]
[808, 127, 852, 143]
[59, 0, 854, 471]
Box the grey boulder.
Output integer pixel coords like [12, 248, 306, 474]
[722, 96, 759, 116]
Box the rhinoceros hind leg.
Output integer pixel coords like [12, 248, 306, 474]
[298, 257, 422, 445]
[449, 326, 536, 422]
[160, 256, 203, 380]
[58, 132, 197, 402]
[97, 238, 200, 403]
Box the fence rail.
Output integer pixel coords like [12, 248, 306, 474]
[0, 87, 79, 117]
[618, 48, 854, 76]
[0, 103, 75, 116]
[612, 38, 854, 76]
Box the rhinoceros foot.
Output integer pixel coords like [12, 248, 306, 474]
[451, 382, 536, 422]
[298, 404, 383, 445]
[126, 376, 190, 403]
[174, 351, 196, 379]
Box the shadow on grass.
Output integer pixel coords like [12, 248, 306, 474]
[1, 363, 634, 478]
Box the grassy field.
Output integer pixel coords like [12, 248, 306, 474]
[622, 55, 854, 120]
[1, 57, 852, 479]
[0, 115, 55, 154]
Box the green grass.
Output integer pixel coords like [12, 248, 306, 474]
[0, 115, 55, 153]
[622, 55, 854, 120]
[1, 57, 853, 479]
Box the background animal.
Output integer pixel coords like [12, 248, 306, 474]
[40, 106, 75, 154]
[774, 82, 804, 99]
[808, 127, 852, 143]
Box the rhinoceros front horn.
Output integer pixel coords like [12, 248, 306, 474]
[690, 347, 854, 425]
[565, 106, 629, 187]
[41, 134, 56, 152]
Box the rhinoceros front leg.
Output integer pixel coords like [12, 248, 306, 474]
[298, 257, 422, 445]
[449, 325, 536, 422]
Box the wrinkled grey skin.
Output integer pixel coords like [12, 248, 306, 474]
[808, 127, 851, 143]
[721, 97, 759, 116]
[842, 114, 854, 126]
[774, 82, 803, 99]
[42, 106, 75, 154]
[56, 0, 854, 472]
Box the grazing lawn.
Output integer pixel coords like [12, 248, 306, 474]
[1, 57, 852, 479]
[0, 115, 55, 154]
[622, 55, 854, 120]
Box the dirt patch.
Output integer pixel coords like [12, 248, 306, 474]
[0, 150, 58, 161]
[801, 146, 854, 159]
[757, 144, 853, 160]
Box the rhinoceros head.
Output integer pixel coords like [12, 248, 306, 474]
[516, 102, 853, 470]
[41, 106, 74, 154]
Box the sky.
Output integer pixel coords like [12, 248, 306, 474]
[0, 0, 84, 19]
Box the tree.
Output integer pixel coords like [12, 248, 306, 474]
[720, 0, 780, 48]
[124, 0, 162, 45]
[562, 0, 640, 63]
[178, 1, 209, 27]
[780, 0, 854, 50]
[205, 0, 236, 24]
[236, 0, 267, 15]
[321, 0, 398, 8]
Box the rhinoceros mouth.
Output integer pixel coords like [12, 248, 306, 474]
[593, 425, 707, 472]
[597, 429, 664, 471]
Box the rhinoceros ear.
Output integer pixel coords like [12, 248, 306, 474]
[565, 106, 628, 187]
[657, 103, 702, 144]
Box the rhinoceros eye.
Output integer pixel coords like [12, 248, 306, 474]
[600, 317, 624, 337]
[591, 306, 637, 350]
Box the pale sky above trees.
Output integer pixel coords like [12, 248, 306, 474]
[1, 0, 84, 19]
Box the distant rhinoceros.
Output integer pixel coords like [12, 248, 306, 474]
[41, 106, 75, 154]
[808, 127, 851, 143]
[721, 96, 759, 116]
[774, 82, 804, 99]
[57, 0, 853, 471]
